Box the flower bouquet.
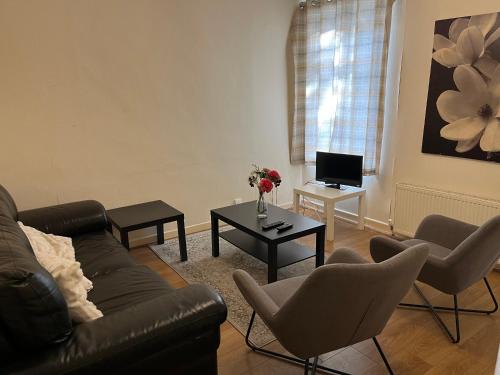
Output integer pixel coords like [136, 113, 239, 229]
[248, 165, 281, 218]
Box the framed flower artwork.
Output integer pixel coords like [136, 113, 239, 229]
[422, 11, 500, 163]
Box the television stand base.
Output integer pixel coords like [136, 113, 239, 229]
[325, 183, 343, 190]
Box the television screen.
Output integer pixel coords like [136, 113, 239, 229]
[315, 152, 363, 188]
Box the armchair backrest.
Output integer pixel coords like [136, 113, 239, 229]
[446, 215, 500, 291]
[415, 214, 478, 250]
[270, 244, 428, 359]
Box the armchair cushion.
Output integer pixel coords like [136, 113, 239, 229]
[402, 239, 452, 258]
[261, 276, 307, 307]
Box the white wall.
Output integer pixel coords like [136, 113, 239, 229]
[393, 0, 500, 200]
[0, 0, 301, 240]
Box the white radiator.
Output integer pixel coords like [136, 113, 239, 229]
[393, 183, 500, 237]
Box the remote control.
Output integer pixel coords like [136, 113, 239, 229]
[262, 220, 285, 230]
[276, 223, 293, 232]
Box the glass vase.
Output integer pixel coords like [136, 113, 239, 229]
[256, 192, 268, 218]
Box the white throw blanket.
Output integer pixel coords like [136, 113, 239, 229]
[18, 222, 103, 322]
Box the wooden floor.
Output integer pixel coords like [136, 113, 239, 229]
[130, 217, 500, 375]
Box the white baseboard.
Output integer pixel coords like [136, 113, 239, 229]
[128, 201, 295, 248]
[334, 208, 392, 235]
[299, 200, 391, 235]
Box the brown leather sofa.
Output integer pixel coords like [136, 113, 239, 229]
[0, 185, 227, 374]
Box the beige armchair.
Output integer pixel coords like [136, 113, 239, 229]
[233, 245, 429, 375]
[370, 214, 500, 343]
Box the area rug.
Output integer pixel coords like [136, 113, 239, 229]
[149, 229, 316, 347]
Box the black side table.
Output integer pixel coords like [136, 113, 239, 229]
[106, 200, 187, 261]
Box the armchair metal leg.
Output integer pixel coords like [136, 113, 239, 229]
[373, 337, 394, 375]
[312, 356, 319, 375]
[245, 311, 351, 375]
[398, 277, 497, 343]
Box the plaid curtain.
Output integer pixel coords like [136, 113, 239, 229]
[289, 0, 393, 175]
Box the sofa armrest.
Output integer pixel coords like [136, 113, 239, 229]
[17, 200, 108, 237]
[3, 284, 227, 375]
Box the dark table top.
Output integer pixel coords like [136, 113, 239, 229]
[211, 201, 325, 242]
[107, 200, 183, 230]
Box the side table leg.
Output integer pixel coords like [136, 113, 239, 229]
[358, 193, 366, 230]
[177, 216, 188, 262]
[326, 201, 335, 242]
[293, 191, 300, 213]
[268, 242, 278, 283]
[211, 212, 219, 257]
[120, 230, 130, 250]
[316, 228, 325, 267]
[157, 223, 165, 244]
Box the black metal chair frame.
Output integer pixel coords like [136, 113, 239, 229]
[398, 277, 498, 344]
[244, 311, 394, 375]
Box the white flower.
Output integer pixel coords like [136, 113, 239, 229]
[433, 13, 500, 78]
[437, 65, 500, 152]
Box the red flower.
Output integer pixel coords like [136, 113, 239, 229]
[258, 178, 273, 193]
[267, 170, 281, 182]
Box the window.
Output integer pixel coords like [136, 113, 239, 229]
[290, 0, 392, 175]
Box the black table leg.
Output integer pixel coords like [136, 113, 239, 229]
[157, 223, 164, 244]
[316, 227, 325, 267]
[177, 216, 188, 262]
[268, 242, 278, 283]
[211, 212, 219, 257]
[120, 229, 130, 250]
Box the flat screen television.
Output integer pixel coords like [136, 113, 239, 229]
[315, 152, 363, 189]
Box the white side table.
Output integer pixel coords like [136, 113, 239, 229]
[293, 184, 366, 242]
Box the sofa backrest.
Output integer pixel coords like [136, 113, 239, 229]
[0, 186, 73, 353]
[0, 185, 18, 220]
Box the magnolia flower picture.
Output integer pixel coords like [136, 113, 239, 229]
[422, 11, 500, 163]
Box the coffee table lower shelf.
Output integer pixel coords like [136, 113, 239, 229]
[219, 229, 316, 269]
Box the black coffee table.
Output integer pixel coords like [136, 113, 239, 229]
[211, 201, 325, 283]
[107, 200, 187, 261]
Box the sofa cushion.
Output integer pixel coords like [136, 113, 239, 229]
[88, 265, 174, 315]
[0, 322, 15, 364]
[72, 230, 137, 279]
[0, 185, 17, 220]
[0, 216, 72, 348]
